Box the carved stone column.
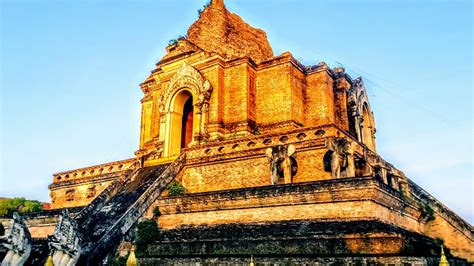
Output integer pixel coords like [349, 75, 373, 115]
[196, 80, 212, 144]
[157, 96, 167, 143]
[399, 178, 411, 198]
[345, 142, 356, 177]
[200, 102, 211, 143]
[192, 104, 203, 146]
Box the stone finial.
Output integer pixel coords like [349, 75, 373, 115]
[439, 245, 449, 266]
[126, 245, 137, 266]
[45, 254, 54, 266]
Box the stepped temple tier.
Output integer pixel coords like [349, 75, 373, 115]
[1, 0, 472, 265]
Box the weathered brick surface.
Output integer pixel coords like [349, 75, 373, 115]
[187, 0, 273, 63]
[49, 179, 114, 209]
[154, 178, 422, 231]
[147, 177, 473, 261]
[223, 63, 250, 128]
[181, 157, 269, 193]
[49, 159, 135, 209]
[255, 62, 293, 127]
[306, 70, 336, 126]
[138, 220, 469, 265]
[139, 256, 463, 265]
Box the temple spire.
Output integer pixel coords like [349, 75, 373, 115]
[187, 0, 274, 63]
[209, 0, 225, 11]
[212, 0, 224, 7]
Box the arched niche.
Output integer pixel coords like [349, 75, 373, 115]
[158, 63, 213, 158]
[167, 89, 197, 157]
[347, 78, 377, 152]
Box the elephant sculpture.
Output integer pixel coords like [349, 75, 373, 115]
[266, 145, 297, 185]
[325, 138, 356, 179]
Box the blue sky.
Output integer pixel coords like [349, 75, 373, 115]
[1, 0, 472, 223]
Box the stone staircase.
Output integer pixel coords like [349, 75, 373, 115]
[48, 153, 186, 265]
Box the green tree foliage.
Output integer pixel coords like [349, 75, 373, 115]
[166, 180, 186, 197]
[135, 219, 160, 256]
[0, 197, 43, 216]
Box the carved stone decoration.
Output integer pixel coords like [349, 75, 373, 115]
[48, 210, 82, 266]
[86, 186, 96, 199]
[157, 95, 165, 114]
[135, 139, 164, 167]
[325, 138, 356, 179]
[140, 94, 153, 104]
[196, 80, 213, 141]
[398, 173, 411, 197]
[163, 62, 213, 115]
[344, 141, 356, 178]
[364, 150, 388, 184]
[363, 150, 409, 193]
[265, 145, 297, 185]
[65, 189, 75, 202]
[50, 192, 57, 204]
[1, 213, 32, 266]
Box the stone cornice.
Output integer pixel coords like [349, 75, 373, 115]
[153, 50, 322, 84]
[157, 176, 421, 223]
[52, 158, 135, 185]
[49, 173, 121, 190]
[186, 124, 337, 151]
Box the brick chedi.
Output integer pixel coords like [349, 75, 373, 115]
[2, 0, 471, 265]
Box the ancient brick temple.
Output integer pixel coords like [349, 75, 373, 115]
[2, 0, 472, 265]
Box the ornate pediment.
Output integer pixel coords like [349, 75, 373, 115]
[168, 62, 207, 93]
[161, 62, 212, 114]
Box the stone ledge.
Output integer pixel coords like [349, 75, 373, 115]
[138, 256, 467, 266]
[48, 173, 120, 190]
[142, 220, 470, 264]
[156, 176, 412, 215]
[52, 158, 135, 184]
